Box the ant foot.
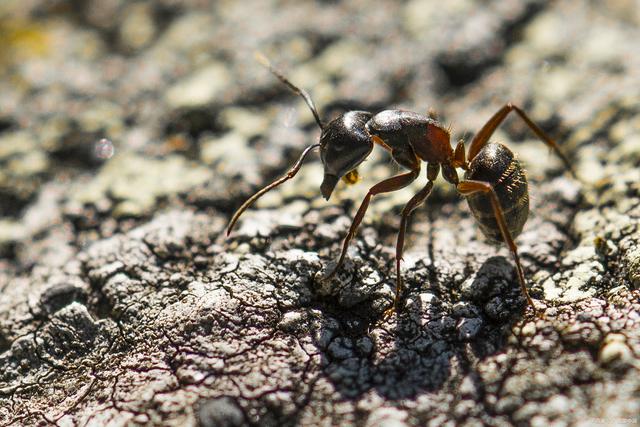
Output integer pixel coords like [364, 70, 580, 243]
[529, 301, 546, 320]
[382, 307, 396, 321]
[320, 267, 338, 284]
[381, 300, 401, 321]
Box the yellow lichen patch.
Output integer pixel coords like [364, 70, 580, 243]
[0, 18, 49, 65]
[341, 169, 361, 185]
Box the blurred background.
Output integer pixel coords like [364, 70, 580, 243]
[0, 0, 638, 271]
[1, 1, 640, 426]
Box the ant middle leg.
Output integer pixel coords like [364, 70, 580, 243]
[467, 103, 577, 178]
[386, 162, 440, 317]
[385, 179, 435, 318]
[457, 179, 538, 314]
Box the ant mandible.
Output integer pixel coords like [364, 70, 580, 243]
[227, 54, 577, 317]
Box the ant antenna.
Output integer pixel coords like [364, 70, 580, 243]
[227, 54, 325, 236]
[226, 143, 321, 235]
[255, 52, 324, 130]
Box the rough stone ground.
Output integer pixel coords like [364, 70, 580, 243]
[0, 1, 639, 426]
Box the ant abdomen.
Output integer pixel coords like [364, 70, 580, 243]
[464, 143, 529, 244]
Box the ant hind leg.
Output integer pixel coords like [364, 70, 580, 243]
[467, 103, 577, 179]
[458, 179, 540, 315]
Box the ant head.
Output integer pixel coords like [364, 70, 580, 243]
[227, 56, 376, 236]
[319, 111, 373, 200]
[251, 55, 374, 200]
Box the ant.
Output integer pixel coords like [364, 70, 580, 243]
[227, 54, 578, 317]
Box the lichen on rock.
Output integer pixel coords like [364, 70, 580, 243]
[1, 1, 639, 426]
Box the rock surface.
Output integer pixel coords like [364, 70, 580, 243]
[0, 1, 639, 426]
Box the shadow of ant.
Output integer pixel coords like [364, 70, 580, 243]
[310, 252, 526, 402]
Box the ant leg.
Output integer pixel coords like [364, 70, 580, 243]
[226, 144, 320, 236]
[467, 103, 577, 179]
[457, 179, 538, 314]
[384, 179, 434, 318]
[324, 168, 420, 282]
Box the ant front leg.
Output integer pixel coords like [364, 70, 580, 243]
[324, 161, 420, 283]
[467, 103, 577, 179]
[457, 179, 538, 314]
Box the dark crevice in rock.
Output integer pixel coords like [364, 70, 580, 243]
[49, 129, 109, 169]
[38, 283, 88, 317]
[164, 106, 226, 140]
[570, 102, 640, 150]
[64, 1, 182, 55]
[0, 117, 13, 133]
[0, 239, 18, 261]
[0, 331, 10, 354]
[80, 268, 117, 322]
[146, 4, 184, 50]
[0, 190, 33, 219]
[301, 31, 341, 59]
[436, 1, 547, 90]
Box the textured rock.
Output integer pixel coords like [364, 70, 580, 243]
[0, 1, 639, 426]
